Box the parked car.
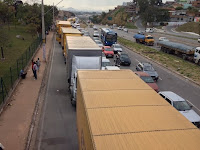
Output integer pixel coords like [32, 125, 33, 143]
[159, 91, 200, 128]
[136, 62, 159, 81]
[102, 46, 114, 58]
[117, 26, 122, 30]
[119, 53, 131, 66]
[198, 37, 200, 43]
[102, 58, 111, 70]
[135, 71, 159, 92]
[145, 28, 154, 33]
[95, 40, 103, 48]
[159, 37, 169, 41]
[123, 28, 128, 32]
[112, 44, 123, 54]
[93, 31, 99, 37]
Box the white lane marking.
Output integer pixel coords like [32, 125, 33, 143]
[37, 35, 56, 150]
[159, 77, 162, 81]
[186, 100, 200, 113]
[136, 59, 140, 63]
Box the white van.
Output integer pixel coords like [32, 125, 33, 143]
[145, 28, 154, 33]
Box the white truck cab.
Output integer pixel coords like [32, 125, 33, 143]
[194, 47, 200, 65]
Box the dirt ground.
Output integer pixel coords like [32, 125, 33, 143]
[0, 32, 54, 150]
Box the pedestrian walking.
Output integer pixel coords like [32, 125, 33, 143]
[33, 62, 38, 80]
[36, 58, 40, 72]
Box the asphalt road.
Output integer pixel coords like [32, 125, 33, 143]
[135, 18, 199, 39]
[88, 27, 200, 116]
[36, 38, 78, 150]
[97, 25, 199, 48]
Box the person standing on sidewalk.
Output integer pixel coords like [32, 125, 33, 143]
[33, 62, 38, 80]
[36, 58, 40, 72]
[31, 59, 34, 75]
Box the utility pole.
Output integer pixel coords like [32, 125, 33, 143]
[53, 3, 54, 24]
[42, 0, 46, 61]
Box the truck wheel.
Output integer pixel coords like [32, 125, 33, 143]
[198, 60, 200, 66]
[182, 55, 187, 60]
[71, 99, 76, 106]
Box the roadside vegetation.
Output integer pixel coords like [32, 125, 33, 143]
[0, 0, 57, 77]
[176, 22, 200, 35]
[0, 25, 35, 76]
[118, 37, 200, 84]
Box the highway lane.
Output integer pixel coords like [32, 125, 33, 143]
[36, 38, 78, 150]
[97, 25, 199, 48]
[135, 18, 199, 39]
[88, 27, 200, 115]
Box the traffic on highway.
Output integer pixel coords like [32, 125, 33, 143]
[38, 18, 200, 149]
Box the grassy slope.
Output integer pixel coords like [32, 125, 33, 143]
[0, 25, 36, 76]
[101, 7, 137, 29]
[176, 22, 200, 34]
[118, 37, 200, 83]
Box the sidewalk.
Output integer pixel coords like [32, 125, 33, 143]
[0, 32, 54, 150]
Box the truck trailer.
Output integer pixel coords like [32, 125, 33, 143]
[70, 56, 101, 105]
[77, 70, 200, 150]
[66, 36, 102, 91]
[133, 34, 154, 46]
[56, 21, 71, 43]
[61, 27, 82, 60]
[157, 41, 200, 65]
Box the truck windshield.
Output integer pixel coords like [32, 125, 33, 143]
[147, 37, 153, 39]
[173, 101, 191, 111]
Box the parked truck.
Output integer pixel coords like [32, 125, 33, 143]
[70, 56, 101, 105]
[56, 21, 71, 43]
[76, 70, 200, 150]
[157, 41, 200, 65]
[66, 36, 102, 103]
[61, 27, 82, 61]
[133, 34, 154, 46]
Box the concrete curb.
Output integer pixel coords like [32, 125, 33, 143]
[25, 33, 55, 150]
[119, 42, 200, 87]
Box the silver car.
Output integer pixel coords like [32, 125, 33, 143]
[136, 62, 159, 81]
[159, 91, 200, 128]
[95, 40, 103, 48]
[112, 44, 122, 54]
[93, 31, 99, 37]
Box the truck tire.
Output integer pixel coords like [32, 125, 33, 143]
[198, 60, 200, 66]
[182, 55, 187, 60]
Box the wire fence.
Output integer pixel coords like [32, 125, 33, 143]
[0, 35, 42, 107]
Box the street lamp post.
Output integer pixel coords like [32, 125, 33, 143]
[41, 0, 46, 61]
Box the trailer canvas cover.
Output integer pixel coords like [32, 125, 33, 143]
[77, 70, 200, 150]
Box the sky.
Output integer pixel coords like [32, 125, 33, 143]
[24, 0, 174, 11]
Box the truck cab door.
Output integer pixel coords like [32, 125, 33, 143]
[194, 48, 200, 64]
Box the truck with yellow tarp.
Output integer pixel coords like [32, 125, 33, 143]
[61, 27, 83, 59]
[56, 21, 71, 43]
[77, 70, 200, 150]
